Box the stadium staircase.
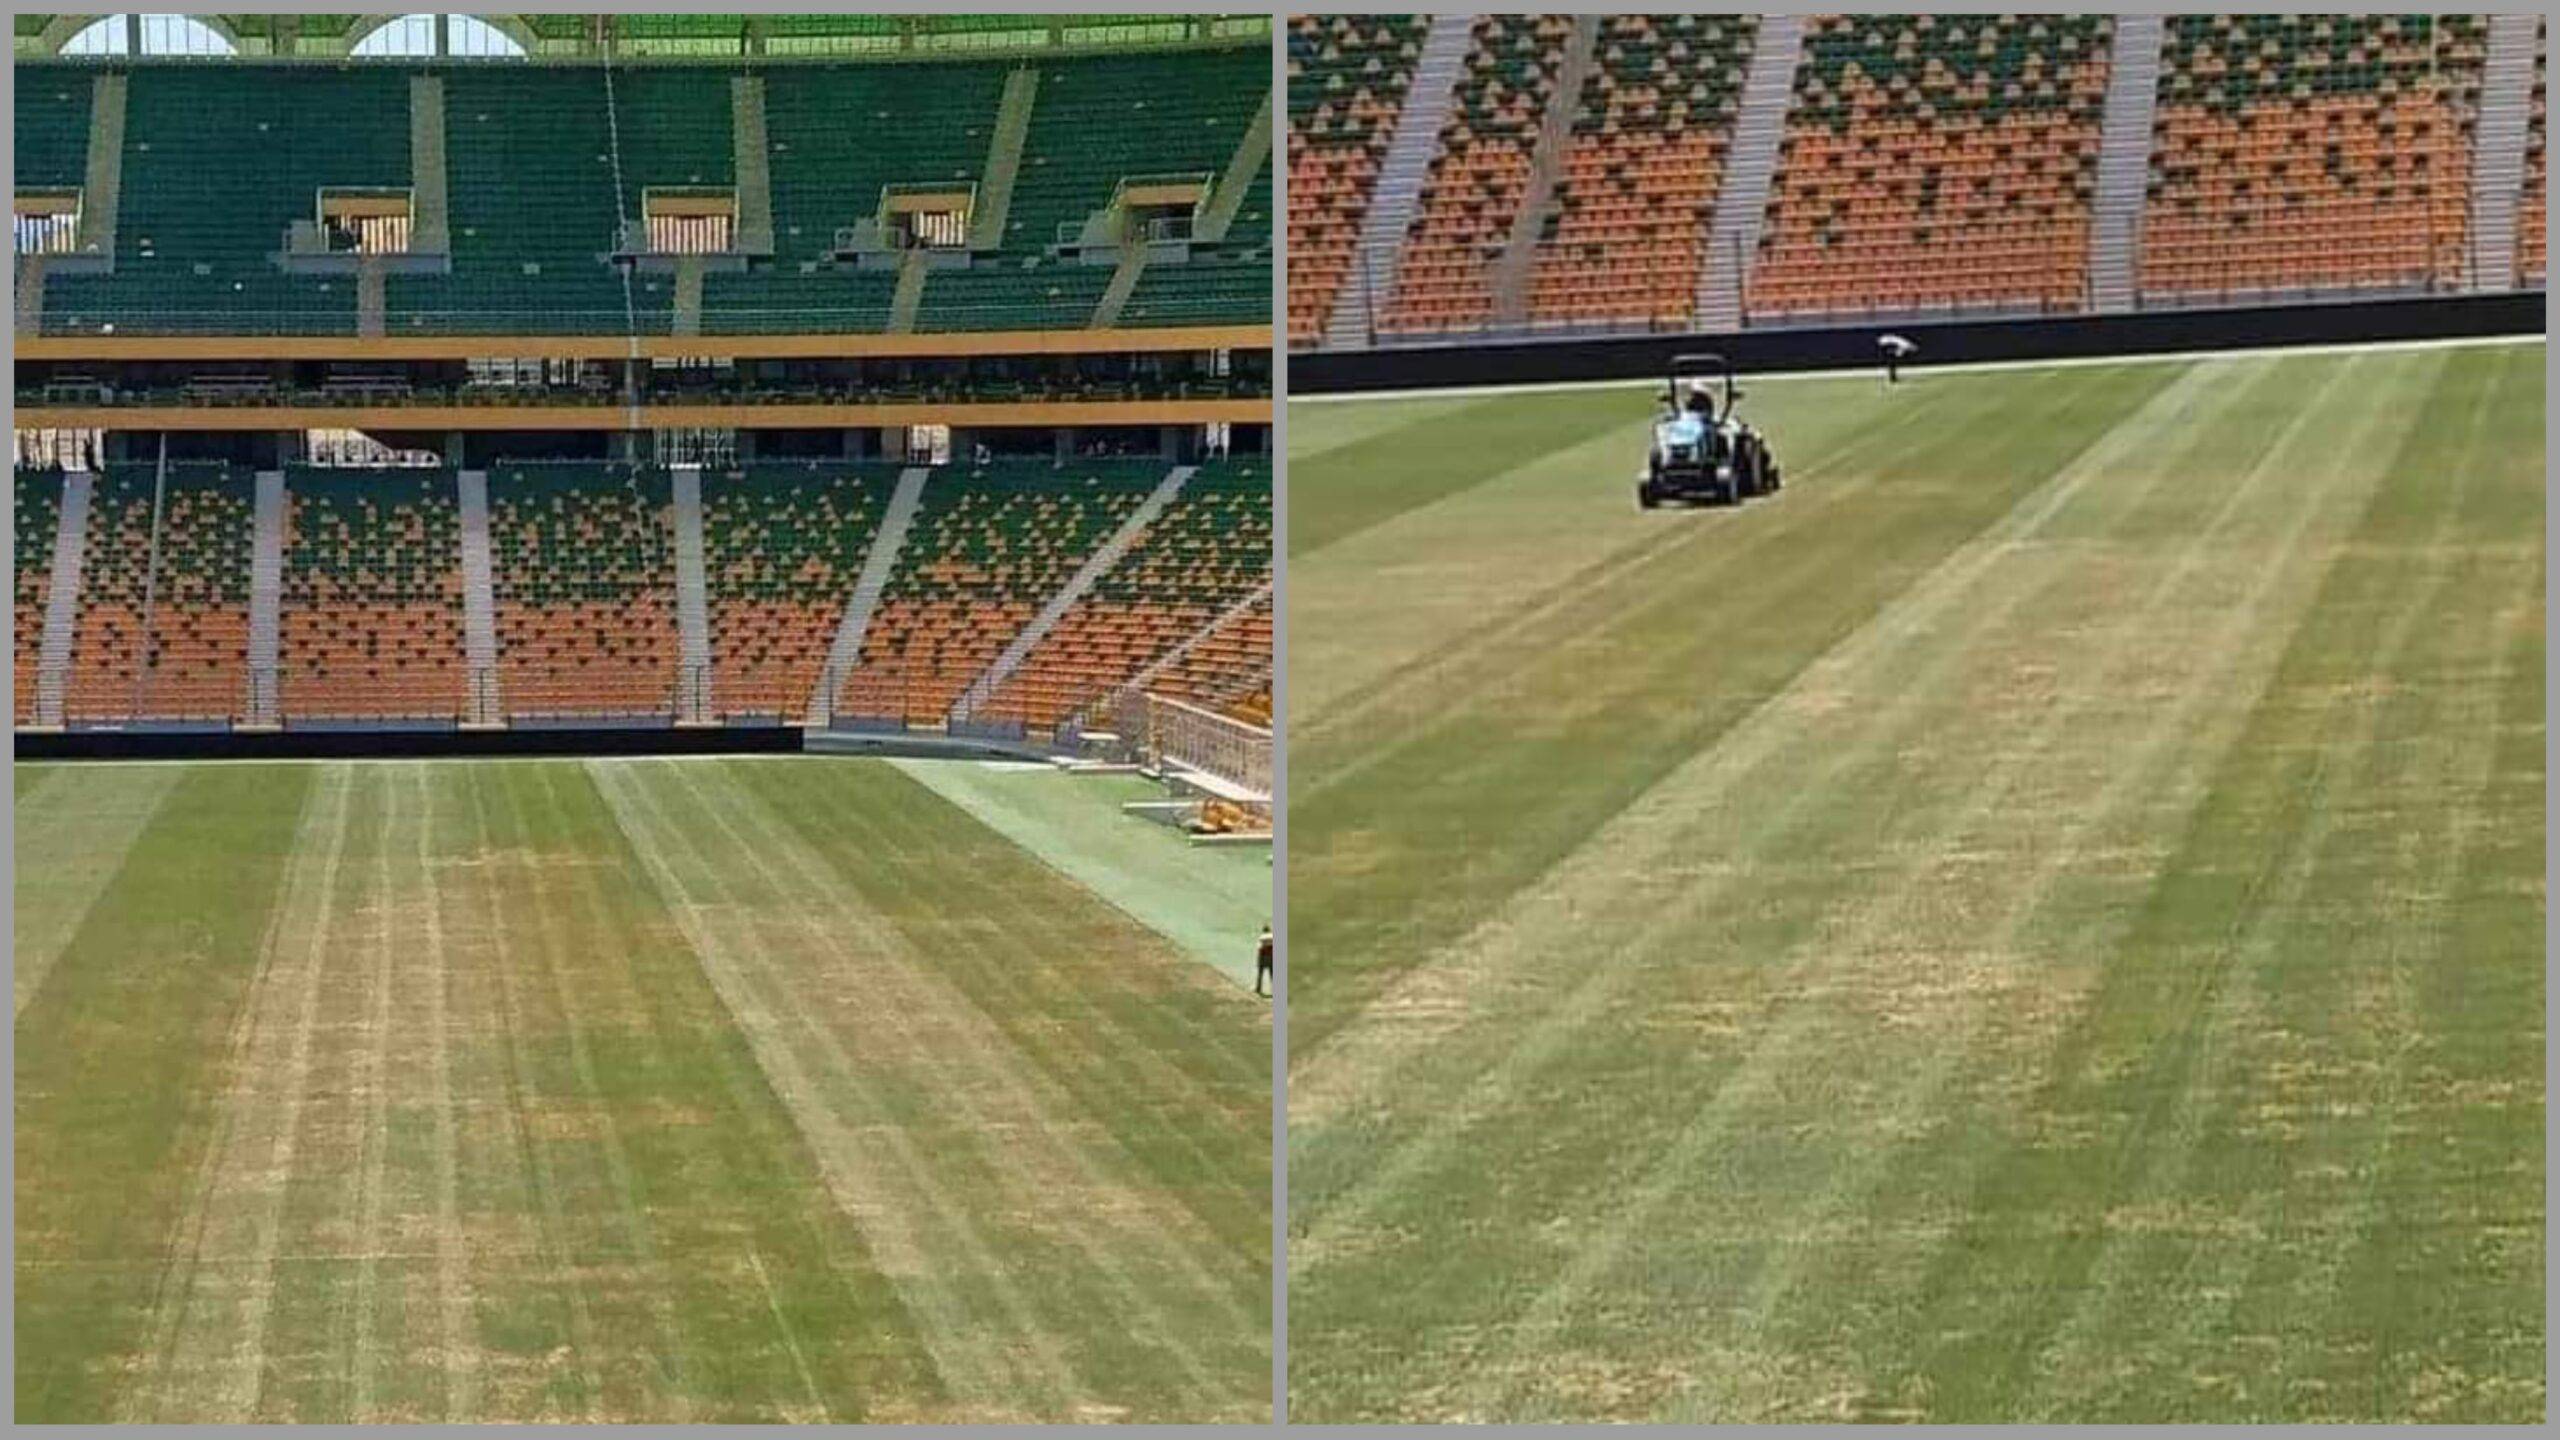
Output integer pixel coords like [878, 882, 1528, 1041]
[889, 250, 930, 332]
[2468, 13, 2542, 292]
[356, 260, 388, 338]
[455, 469, 503, 725]
[1322, 14, 1473, 349]
[811, 465, 929, 723]
[1104, 576, 1272, 713]
[244, 469, 285, 726]
[672, 258, 705, 336]
[1093, 242, 1149, 327]
[410, 76, 449, 254]
[1488, 14, 1602, 326]
[1197, 87, 1275, 243]
[669, 464, 714, 722]
[79, 73, 125, 258]
[33, 471, 93, 728]
[1693, 13, 1804, 332]
[2089, 14, 2165, 314]
[730, 76, 775, 255]
[973, 68, 1041, 249]
[15, 257, 45, 337]
[949, 463, 1194, 725]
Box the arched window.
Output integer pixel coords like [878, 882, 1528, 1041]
[351, 14, 527, 60]
[59, 14, 238, 57]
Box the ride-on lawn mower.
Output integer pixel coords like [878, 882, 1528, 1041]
[1639, 352, 1781, 509]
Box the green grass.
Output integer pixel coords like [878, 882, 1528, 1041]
[1285, 345, 2545, 1422]
[15, 757, 1268, 1423]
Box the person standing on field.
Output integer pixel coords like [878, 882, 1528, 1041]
[1254, 924, 1273, 997]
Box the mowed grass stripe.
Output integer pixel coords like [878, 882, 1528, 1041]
[1289, 362, 2185, 1054]
[1869, 345, 2543, 1422]
[1285, 346, 2542, 1422]
[1286, 367, 1991, 732]
[599, 758, 1267, 1421]
[1287, 356, 2384, 1418]
[24, 761, 949, 1422]
[15, 764, 316, 1421]
[13, 763, 187, 1015]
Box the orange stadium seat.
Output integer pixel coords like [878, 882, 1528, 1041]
[279, 468, 468, 721]
[2141, 14, 2485, 300]
[1529, 13, 1755, 330]
[1752, 14, 2112, 320]
[1287, 14, 1428, 346]
[62, 463, 256, 724]
[486, 463, 681, 720]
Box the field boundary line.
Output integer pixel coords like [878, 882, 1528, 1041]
[1289, 331, 2540, 406]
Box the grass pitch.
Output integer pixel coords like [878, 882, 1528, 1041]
[16, 756, 1269, 1423]
[1286, 344, 2544, 1422]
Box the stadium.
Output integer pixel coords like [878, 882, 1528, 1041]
[15, 12, 1271, 1424]
[1287, 12, 2543, 1423]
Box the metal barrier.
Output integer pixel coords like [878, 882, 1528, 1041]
[1117, 691, 1270, 801]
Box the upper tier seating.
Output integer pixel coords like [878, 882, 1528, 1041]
[1753, 14, 2112, 319]
[13, 66, 90, 189]
[280, 468, 468, 719]
[1383, 15, 1575, 333]
[1529, 13, 1755, 328]
[985, 457, 1271, 728]
[843, 459, 1163, 724]
[486, 463, 679, 717]
[64, 462, 256, 722]
[45, 67, 407, 335]
[15, 472, 62, 723]
[1286, 14, 1427, 344]
[2141, 14, 2486, 299]
[19, 48, 1269, 336]
[700, 462, 894, 716]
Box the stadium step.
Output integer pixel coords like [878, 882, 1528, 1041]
[1092, 241, 1149, 327]
[1099, 577, 1273, 721]
[244, 469, 286, 726]
[812, 465, 930, 724]
[1322, 13, 1475, 350]
[1489, 14, 1602, 327]
[949, 463, 1196, 725]
[455, 469, 503, 726]
[15, 256, 45, 337]
[888, 249, 929, 333]
[356, 259, 387, 338]
[79, 73, 126, 259]
[410, 75, 449, 254]
[1694, 13, 1805, 332]
[2466, 13, 2541, 293]
[34, 470, 93, 728]
[973, 67, 1041, 250]
[672, 256, 705, 337]
[1195, 84, 1273, 245]
[730, 75, 775, 256]
[2088, 14, 2166, 314]
[669, 464, 714, 722]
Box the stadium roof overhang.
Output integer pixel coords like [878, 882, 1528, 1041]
[14, 12, 1268, 61]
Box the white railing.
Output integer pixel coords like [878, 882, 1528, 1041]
[1119, 691, 1270, 801]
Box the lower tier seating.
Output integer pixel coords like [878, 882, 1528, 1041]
[281, 468, 467, 719]
[64, 463, 256, 723]
[487, 463, 680, 717]
[702, 463, 896, 716]
[985, 459, 1272, 728]
[844, 458, 1164, 724]
[1145, 591, 1272, 720]
[15, 471, 61, 723]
